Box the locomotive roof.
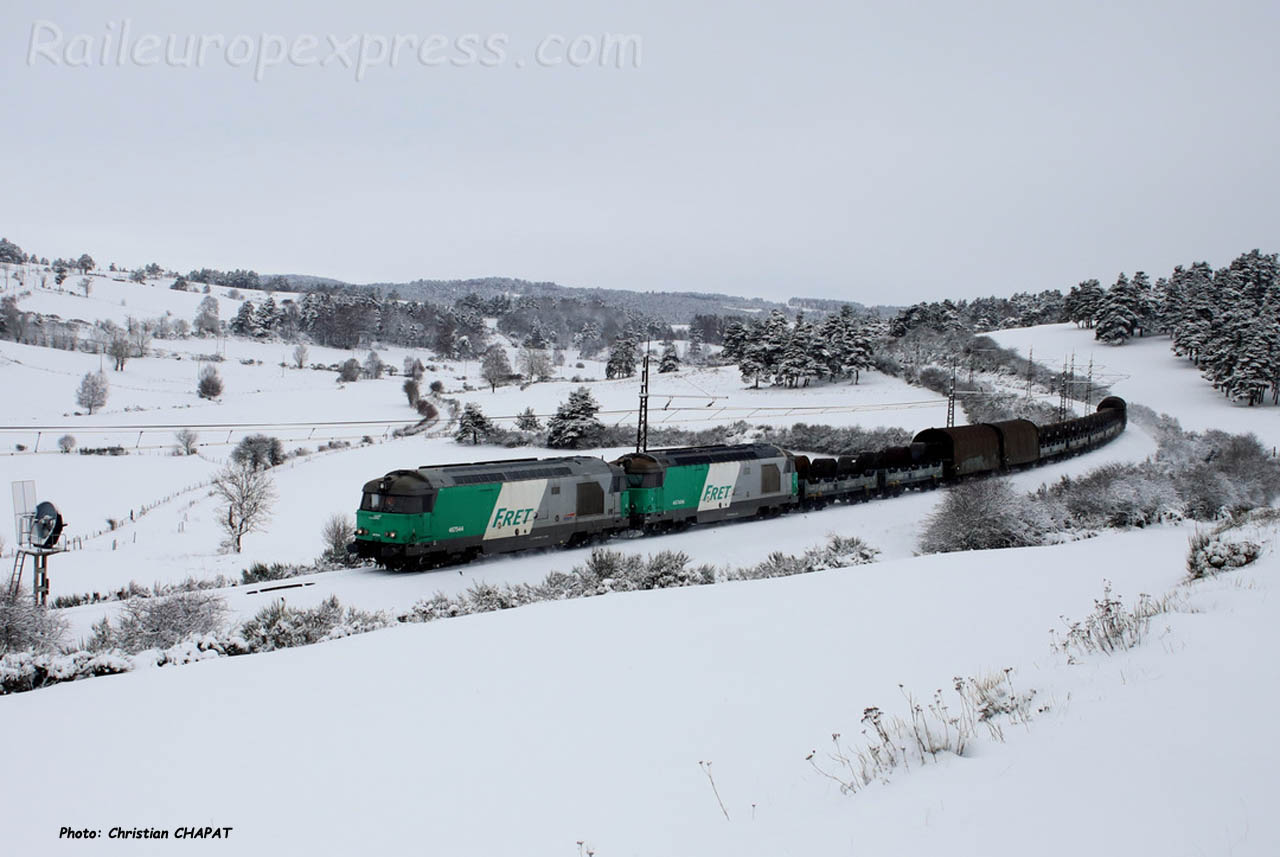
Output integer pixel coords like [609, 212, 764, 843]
[410, 455, 616, 487]
[614, 443, 789, 469]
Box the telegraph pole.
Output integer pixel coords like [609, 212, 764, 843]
[1085, 357, 1094, 410]
[1025, 346, 1034, 398]
[946, 362, 957, 428]
[1058, 357, 1069, 422]
[635, 341, 650, 453]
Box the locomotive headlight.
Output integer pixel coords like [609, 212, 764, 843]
[355, 528, 368, 536]
[386, 531, 397, 539]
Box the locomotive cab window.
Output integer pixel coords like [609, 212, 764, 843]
[360, 493, 434, 514]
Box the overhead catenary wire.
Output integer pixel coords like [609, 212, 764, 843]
[0, 397, 949, 436]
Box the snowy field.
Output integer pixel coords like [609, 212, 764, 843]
[4, 525, 1277, 856]
[1, 280, 1277, 855]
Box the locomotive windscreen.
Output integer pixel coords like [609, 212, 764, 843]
[361, 492, 436, 514]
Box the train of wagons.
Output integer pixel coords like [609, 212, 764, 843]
[350, 397, 1127, 570]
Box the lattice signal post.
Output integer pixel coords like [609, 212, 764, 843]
[10, 481, 65, 606]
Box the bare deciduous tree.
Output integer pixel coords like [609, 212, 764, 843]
[480, 345, 512, 392]
[321, 513, 355, 565]
[76, 370, 108, 414]
[174, 428, 199, 455]
[108, 336, 130, 371]
[518, 346, 554, 382]
[292, 342, 309, 369]
[212, 463, 275, 553]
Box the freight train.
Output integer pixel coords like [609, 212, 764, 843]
[351, 397, 1127, 570]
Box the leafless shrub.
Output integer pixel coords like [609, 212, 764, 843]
[0, 588, 68, 655]
[197, 365, 223, 399]
[87, 591, 228, 653]
[173, 427, 199, 455]
[320, 513, 357, 566]
[920, 479, 1048, 553]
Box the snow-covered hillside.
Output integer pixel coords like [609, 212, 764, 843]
[5, 525, 1277, 856]
[991, 322, 1280, 449]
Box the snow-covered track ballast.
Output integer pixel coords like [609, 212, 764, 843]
[351, 398, 1127, 570]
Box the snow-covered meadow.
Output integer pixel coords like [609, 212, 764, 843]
[1, 274, 1277, 855]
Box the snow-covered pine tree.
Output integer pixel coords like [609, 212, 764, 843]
[737, 322, 770, 388]
[817, 311, 848, 379]
[686, 328, 704, 364]
[230, 301, 261, 337]
[759, 310, 791, 384]
[1226, 326, 1274, 405]
[1076, 279, 1104, 328]
[1094, 274, 1139, 345]
[658, 342, 680, 373]
[515, 407, 541, 431]
[1169, 262, 1215, 363]
[546, 387, 604, 449]
[720, 320, 747, 365]
[253, 295, 277, 336]
[777, 313, 820, 387]
[1131, 271, 1157, 336]
[454, 402, 496, 445]
[573, 321, 603, 357]
[605, 336, 638, 379]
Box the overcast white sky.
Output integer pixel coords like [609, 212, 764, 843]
[3, 0, 1277, 304]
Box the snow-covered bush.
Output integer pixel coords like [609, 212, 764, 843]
[463, 581, 540, 613]
[240, 561, 308, 584]
[231, 433, 285, 470]
[0, 588, 68, 655]
[238, 596, 391, 652]
[919, 479, 1048, 553]
[1186, 532, 1261, 580]
[0, 650, 131, 695]
[1044, 463, 1179, 529]
[400, 592, 473, 622]
[197, 365, 223, 399]
[399, 536, 876, 625]
[337, 358, 360, 382]
[88, 591, 229, 653]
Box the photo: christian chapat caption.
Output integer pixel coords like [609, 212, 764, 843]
[60, 826, 233, 841]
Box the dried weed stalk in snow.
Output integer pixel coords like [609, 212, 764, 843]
[808, 668, 1038, 796]
[1050, 581, 1181, 660]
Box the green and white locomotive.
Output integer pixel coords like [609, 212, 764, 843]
[354, 456, 625, 569]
